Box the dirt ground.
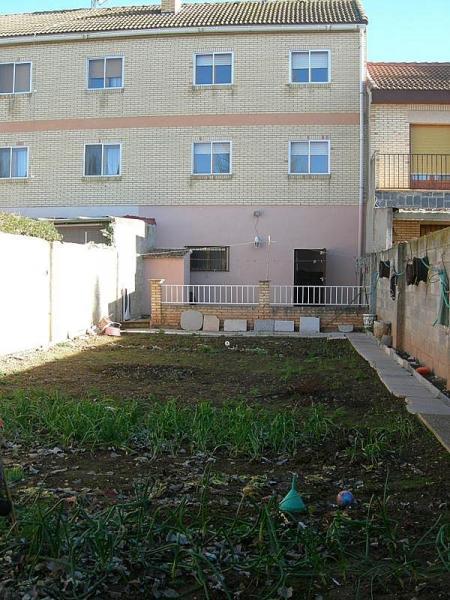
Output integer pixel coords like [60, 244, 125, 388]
[1, 333, 449, 599]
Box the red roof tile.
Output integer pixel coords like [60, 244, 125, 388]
[0, 1, 368, 38]
[368, 62, 450, 92]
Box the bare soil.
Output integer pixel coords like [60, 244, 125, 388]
[1, 333, 449, 599]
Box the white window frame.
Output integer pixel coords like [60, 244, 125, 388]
[83, 143, 122, 177]
[193, 52, 234, 86]
[0, 61, 32, 95]
[0, 146, 29, 179]
[289, 50, 331, 84]
[288, 140, 331, 175]
[192, 141, 232, 175]
[86, 56, 124, 90]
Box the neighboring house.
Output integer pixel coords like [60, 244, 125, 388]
[366, 62, 450, 252]
[0, 0, 367, 290]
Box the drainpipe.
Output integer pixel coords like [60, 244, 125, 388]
[357, 26, 367, 265]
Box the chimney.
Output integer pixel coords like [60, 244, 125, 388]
[161, 0, 182, 13]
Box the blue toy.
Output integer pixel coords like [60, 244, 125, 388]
[337, 490, 354, 508]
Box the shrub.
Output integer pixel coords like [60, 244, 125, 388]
[0, 212, 62, 242]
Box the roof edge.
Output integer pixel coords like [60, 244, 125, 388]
[371, 89, 450, 105]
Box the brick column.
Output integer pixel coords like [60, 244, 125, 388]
[258, 280, 271, 319]
[150, 279, 164, 327]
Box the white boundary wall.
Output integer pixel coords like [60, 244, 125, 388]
[0, 232, 120, 355]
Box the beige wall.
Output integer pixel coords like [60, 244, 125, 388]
[370, 103, 450, 189]
[0, 124, 360, 208]
[0, 31, 361, 121]
[370, 103, 450, 157]
[0, 29, 362, 210]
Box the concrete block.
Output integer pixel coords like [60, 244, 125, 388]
[274, 320, 295, 332]
[180, 310, 203, 331]
[373, 320, 390, 339]
[254, 319, 275, 332]
[299, 316, 320, 334]
[203, 315, 220, 332]
[224, 319, 247, 332]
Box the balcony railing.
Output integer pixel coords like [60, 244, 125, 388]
[161, 284, 369, 307]
[161, 284, 259, 305]
[270, 285, 369, 306]
[376, 154, 450, 190]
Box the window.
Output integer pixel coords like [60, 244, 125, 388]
[194, 53, 232, 85]
[0, 147, 28, 178]
[84, 144, 121, 176]
[0, 62, 31, 94]
[289, 141, 330, 174]
[193, 142, 231, 175]
[189, 246, 229, 272]
[290, 51, 329, 83]
[88, 57, 123, 89]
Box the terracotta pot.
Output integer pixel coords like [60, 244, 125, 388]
[416, 366, 431, 376]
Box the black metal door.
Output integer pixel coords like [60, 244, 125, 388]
[294, 249, 326, 304]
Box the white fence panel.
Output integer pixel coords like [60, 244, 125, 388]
[161, 285, 259, 305]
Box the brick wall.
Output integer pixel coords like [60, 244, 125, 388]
[160, 304, 365, 331]
[370, 103, 450, 158]
[0, 30, 361, 209]
[392, 220, 421, 243]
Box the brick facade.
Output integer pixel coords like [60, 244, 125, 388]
[0, 30, 362, 210]
[392, 220, 421, 243]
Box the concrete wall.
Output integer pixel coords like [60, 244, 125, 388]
[371, 227, 450, 385]
[113, 217, 153, 318]
[0, 232, 119, 355]
[0, 218, 150, 354]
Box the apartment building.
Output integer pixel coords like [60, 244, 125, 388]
[0, 0, 367, 292]
[366, 62, 450, 252]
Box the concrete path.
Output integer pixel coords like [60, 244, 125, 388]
[348, 333, 450, 452]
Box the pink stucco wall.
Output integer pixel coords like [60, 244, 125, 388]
[139, 205, 360, 286]
[143, 255, 189, 313]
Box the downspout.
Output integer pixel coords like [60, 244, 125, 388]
[357, 25, 366, 264]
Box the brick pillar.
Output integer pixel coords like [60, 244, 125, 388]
[258, 280, 271, 319]
[150, 279, 164, 327]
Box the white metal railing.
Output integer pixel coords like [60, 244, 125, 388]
[161, 284, 259, 305]
[270, 285, 369, 306]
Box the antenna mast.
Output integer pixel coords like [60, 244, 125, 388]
[91, 0, 110, 7]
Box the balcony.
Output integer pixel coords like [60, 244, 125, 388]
[376, 154, 450, 191]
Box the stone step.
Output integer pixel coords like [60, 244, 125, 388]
[121, 319, 150, 329]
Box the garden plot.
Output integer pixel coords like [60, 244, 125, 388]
[0, 334, 449, 599]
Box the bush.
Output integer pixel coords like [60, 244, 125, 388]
[0, 212, 62, 242]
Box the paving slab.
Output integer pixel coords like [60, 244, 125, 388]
[299, 317, 320, 334]
[348, 332, 450, 453]
[224, 319, 247, 332]
[254, 319, 275, 332]
[418, 414, 450, 453]
[203, 315, 220, 332]
[180, 310, 203, 331]
[274, 320, 295, 333]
